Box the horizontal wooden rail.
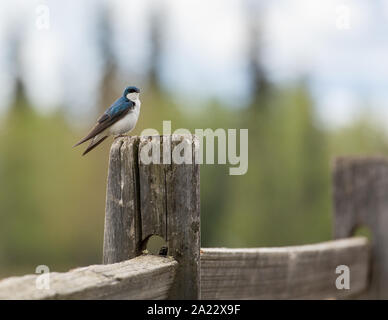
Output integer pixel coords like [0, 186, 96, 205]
[0, 255, 177, 300]
[201, 237, 370, 299]
[0, 237, 370, 300]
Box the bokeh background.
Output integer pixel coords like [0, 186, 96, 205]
[0, 0, 387, 278]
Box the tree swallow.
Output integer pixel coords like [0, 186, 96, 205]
[74, 86, 141, 155]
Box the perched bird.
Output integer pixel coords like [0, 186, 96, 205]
[73, 86, 141, 155]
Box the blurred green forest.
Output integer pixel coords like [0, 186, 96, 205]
[1, 5, 388, 278]
[1, 78, 387, 278]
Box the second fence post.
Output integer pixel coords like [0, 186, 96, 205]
[333, 156, 388, 299]
[103, 134, 200, 300]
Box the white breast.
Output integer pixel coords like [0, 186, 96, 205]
[109, 99, 141, 135]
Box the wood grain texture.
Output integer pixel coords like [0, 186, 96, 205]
[166, 135, 200, 299]
[104, 135, 200, 299]
[0, 255, 177, 300]
[138, 135, 167, 240]
[103, 137, 141, 264]
[139, 135, 200, 299]
[0, 238, 369, 300]
[201, 237, 370, 299]
[333, 156, 388, 298]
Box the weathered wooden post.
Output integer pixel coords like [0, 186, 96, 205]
[333, 156, 388, 299]
[103, 134, 200, 299]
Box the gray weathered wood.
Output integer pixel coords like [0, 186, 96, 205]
[0, 255, 177, 300]
[201, 237, 370, 299]
[138, 135, 167, 240]
[167, 134, 200, 299]
[103, 135, 200, 299]
[0, 238, 369, 300]
[138, 134, 200, 299]
[103, 137, 141, 264]
[333, 156, 388, 299]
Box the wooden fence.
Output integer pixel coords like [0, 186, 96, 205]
[0, 135, 387, 299]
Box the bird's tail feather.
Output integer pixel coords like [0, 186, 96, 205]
[73, 135, 91, 148]
[73, 124, 100, 147]
[82, 135, 108, 156]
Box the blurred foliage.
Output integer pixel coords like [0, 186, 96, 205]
[1, 78, 387, 278]
[1, 3, 387, 279]
[0, 90, 108, 276]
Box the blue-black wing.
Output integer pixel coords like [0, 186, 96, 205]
[73, 98, 134, 147]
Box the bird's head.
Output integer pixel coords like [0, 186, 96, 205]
[123, 86, 140, 101]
